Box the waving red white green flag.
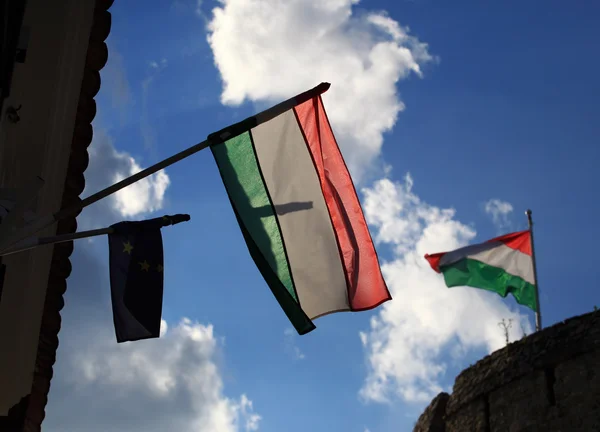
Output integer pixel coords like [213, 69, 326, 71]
[425, 230, 538, 311]
[211, 86, 391, 335]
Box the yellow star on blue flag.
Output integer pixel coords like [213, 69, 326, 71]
[107, 214, 189, 343]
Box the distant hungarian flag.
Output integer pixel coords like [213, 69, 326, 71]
[425, 230, 537, 311]
[211, 87, 391, 335]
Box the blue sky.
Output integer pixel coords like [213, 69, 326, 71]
[45, 1, 600, 431]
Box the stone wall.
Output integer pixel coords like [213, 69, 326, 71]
[414, 310, 600, 432]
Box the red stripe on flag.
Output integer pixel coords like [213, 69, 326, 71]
[294, 96, 391, 311]
[424, 253, 444, 273]
[487, 230, 532, 256]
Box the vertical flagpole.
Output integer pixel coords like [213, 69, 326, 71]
[526, 209, 542, 331]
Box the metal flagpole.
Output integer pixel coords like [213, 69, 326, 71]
[0, 82, 331, 254]
[0, 214, 191, 257]
[526, 209, 542, 331]
[0, 227, 113, 256]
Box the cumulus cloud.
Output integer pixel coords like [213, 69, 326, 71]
[45, 131, 255, 430]
[359, 176, 532, 404]
[205, 0, 529, 412]
[206, 0, 433, 179]
[484, 198, 514, 233]
[42, 21, 257, 428]
[81, 128, 170, 229]
[46, 314, 260, 431]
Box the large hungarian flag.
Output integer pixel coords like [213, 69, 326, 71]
[425, 230, 537, 311]
[211, 86, 391, 335]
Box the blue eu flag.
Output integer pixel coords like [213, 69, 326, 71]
[108, 215, 188, 343]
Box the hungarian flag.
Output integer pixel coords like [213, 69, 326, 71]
[425, 230, 537, 311]
[211, 86, 391, 335]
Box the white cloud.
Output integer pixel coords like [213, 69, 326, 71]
[484, 198, 514, 233]
[45, 137, 253, 431]
[359, 176, 532, 404]
[283, 328, 305, 360]
[239, 394, 261, 431]
[111, 157, 169, 217]
[83, 129, 170, 225]
[206, 0, 433, 180]
[46, 317, 260, 431]
[203, 0, 529, 412]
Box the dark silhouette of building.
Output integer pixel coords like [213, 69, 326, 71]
[0, 1, 113, 430]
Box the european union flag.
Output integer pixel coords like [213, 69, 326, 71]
[108, 214, 189, 343]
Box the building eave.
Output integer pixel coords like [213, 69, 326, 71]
[23, 1, 114, 429]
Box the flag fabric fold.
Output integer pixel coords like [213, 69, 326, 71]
[108, 215, 188, 343]
[425, 230, 538, 311]
[211, 89, 391, 335]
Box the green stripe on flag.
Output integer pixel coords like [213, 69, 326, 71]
[441, 258, 538, 312]
[211, 131, 315, 334]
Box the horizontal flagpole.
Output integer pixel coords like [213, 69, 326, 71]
[0, 214, 191, 257]
[0, 227, 113, 256]
[0, 83, 331, 253]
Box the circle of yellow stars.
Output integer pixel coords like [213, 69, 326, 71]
[122, 240, 163, 272]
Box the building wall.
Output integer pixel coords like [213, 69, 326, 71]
[414, 310, 600, 432]
[0, 0, 96, 416]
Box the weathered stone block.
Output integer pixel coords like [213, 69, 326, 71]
[445, 397, 487, 432]
[489, 370, 550, 432]
[553, 350, 600, 431]
[414, 310, 600, 432]
[414, 392, 449, 432]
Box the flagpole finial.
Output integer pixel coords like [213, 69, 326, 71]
[319, 82, 331, 92]
[526, 209, 533, 227]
